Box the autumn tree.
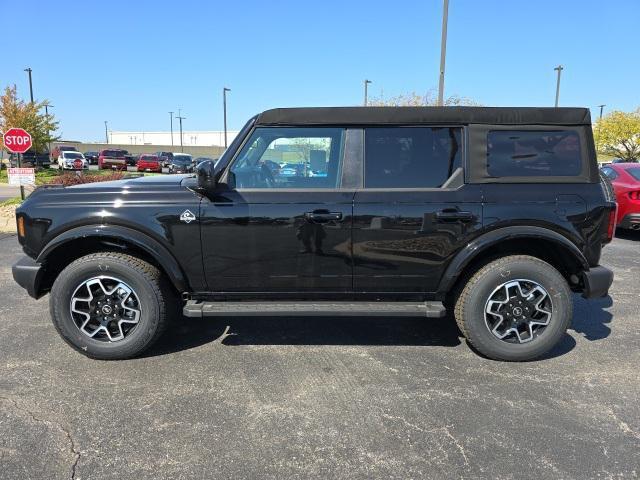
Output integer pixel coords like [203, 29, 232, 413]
[368, 88, 482, 107]
[594, 109, 640, 161]
[0, 85, 59, 154]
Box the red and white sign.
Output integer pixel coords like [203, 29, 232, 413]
[8, 167, 35, 186]
[3, 127, 32, 154]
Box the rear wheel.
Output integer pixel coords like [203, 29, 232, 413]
[50, 252, 173, 360]
[455, 255, 572, 361]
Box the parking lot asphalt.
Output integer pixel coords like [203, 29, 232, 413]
[0, 232, 638, 479]
[0, 185, 20, 203]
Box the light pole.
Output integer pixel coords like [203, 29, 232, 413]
[104, 121, 109, 144]
[176, 113, 186, 153]
[24, 68, 34, 103]
[363, 79, 372, 106]
[223, 87, 231, 148]
[24, 68, 35, 155]
[169, 111, 174, 147]
[596, 104, 606, 150]
[554, 65, 563, 107]
[437, 0, 450, 106]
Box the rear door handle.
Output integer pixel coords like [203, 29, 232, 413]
[435, 210, 474, 221]
[305, 211, 343, 222]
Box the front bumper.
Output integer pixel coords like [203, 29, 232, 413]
[12, 256, 45, 299]
[581, 265, 613, 299]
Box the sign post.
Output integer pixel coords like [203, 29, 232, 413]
[2, 128, 33, 200]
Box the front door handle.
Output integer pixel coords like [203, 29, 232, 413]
[435, 210, 474, 222]
[305, 211, 343, 223]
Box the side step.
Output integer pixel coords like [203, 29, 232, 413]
[183, 301, 447, 318]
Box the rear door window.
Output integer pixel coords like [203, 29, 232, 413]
[364, 127, 462, 188]
[487, 130, 581, 177]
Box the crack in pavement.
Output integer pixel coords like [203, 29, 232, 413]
[381, 413, 469, 465]
[0, 396, 81, 480]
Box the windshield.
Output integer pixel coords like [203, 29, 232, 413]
[64, 152, 83, 159]
[141, 155, 158, 161]
[173, 156, 192, 164]
[627, 168, 640, 181]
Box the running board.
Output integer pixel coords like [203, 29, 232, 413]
[183, 301, 447, 318]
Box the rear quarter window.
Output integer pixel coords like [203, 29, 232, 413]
[487, 130, 582, 177]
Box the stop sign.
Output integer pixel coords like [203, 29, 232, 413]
[3, 128, 32, 154]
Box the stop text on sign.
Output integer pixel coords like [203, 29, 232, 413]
[5, 134, 31, 146]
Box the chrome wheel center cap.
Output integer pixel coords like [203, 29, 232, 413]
[512, 306, 523, 316]
[101, 305, 113, 315]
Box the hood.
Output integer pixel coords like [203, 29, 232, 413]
[68, 174, 193, 189]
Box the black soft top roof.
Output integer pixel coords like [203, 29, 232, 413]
[255, 106, 591, 126]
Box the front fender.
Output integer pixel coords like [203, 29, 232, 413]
[37, 224, 189, 293]
[437, 225, 589, 295]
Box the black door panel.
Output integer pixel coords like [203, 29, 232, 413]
[353, 190, 482, 294]
[201, 190, 353, 292]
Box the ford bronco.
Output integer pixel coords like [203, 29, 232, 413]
[12, 107, 615, 361]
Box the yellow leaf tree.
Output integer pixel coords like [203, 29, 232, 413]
[594, 109, 640, 161]
[368, 88, 482, 107]
[0, 85, 59, 154]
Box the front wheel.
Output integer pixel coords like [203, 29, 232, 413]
[455, 255, 572, 361]
[50, 252, 173, 360]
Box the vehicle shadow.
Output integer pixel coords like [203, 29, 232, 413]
[143, 295, 614, 359]
[144, 314, 462, 357]
[615, 228, 640, 241]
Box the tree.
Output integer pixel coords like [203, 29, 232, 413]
[594, 109, 640, 161]
[0, 85, 59, 154]
[367, 88, 482, 107]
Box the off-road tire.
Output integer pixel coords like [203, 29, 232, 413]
[50, 252, 174, 360]
[454, 255, 572, 361]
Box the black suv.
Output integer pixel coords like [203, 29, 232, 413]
[12, 107, 615, 361]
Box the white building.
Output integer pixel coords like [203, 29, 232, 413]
[108, 130, 240, 147]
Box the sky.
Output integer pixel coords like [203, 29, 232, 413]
[1, 0, 638, 142]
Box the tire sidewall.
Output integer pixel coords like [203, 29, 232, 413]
[51, 257, 161, 359]
[462, 258, 572, 361]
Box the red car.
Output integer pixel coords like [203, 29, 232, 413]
[137, 154, 162, 173]
[601, 163, 640, 230]
[98, 149, 128, 170]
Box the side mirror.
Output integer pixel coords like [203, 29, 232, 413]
[196, 160, 217, 190]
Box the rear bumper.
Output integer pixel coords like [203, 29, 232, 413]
[618, 213, 640, 230]
[12, 256, 45, 299]
[581, 265, 613, 299]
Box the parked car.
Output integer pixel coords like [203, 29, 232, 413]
[50, 145, 78, 162]
[98, 149, 128, 170]
[84, 151, 100, 165]
[137, 154, 162, 173]
[123, 151, 137, 167]
[167, 153, 194, 173]
[57, 151, 88, 170]
[12, 106, 615, 361]
[601, 163, 640, 230]
[9, 152, 52, 169]
[154, 151, 174, 168]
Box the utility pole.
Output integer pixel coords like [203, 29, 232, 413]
[44, 104, 54, 153]
[223, 87, 231, 148]
[169, 111, 174, 146]
[437, 0, 449, 106]
[176, 113, 186, 153]
[104, 121, 109, 144]
[554, 65, 563, 107]
[598, 104, 606, 122]
[363, 79, 372, 106]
